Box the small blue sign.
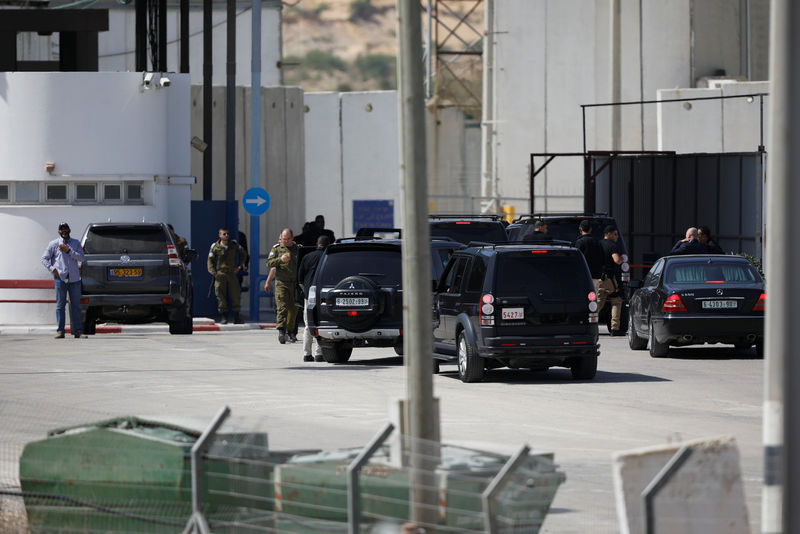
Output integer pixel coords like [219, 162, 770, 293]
[242, 187, 271, 216]
[353, 199, 394, 234]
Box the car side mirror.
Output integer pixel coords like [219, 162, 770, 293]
[183, 248, 198, 263]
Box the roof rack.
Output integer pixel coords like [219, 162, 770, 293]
[355, 227, 402, 239]
[511, 212, 610, 223]
[429, 214, 503, 221]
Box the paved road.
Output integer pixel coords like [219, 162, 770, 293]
[0, 329, 763, 533]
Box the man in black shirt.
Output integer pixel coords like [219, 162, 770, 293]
[297, 235, 330, 362]
[600, 225, 624, 336]
[575, 220, 604, 296]
[697, 225, 724, 254]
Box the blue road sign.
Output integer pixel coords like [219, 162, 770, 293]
[242, 187, 271, 216]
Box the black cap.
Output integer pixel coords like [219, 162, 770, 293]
[58, 222, 70, 230]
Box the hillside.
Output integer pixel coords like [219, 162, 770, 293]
[282, 0, 400, 92]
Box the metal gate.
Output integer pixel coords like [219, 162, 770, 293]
[591, 152, 765, 279]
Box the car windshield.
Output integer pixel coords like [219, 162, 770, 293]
[317, 249, 402, 286]
[83, 226, 167, 254]
[495, 251, 588, 299]
[665, 261, 762, 284]
[430, 222, 508, 244]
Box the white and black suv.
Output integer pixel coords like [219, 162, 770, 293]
[79, 222, 197, 335]
[433, 243, 600, 382]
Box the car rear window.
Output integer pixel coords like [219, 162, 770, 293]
[84, 226, 168, 254]
[430, 222, 508, 244]
[495, 251, 589, 299]
[317, 249, 402, 287]
[665, 262, 761, 284]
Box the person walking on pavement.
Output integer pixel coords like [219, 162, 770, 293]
[574, 220, 605, 299]
[207, 227, 247, 324]
[267, 228, 299, 344]
[41, 222, 86, 338]
[600, 225, 624, 336]
[697, 225, 724, 254]
[669, 227, 709, 255]
[297, 235, 330, 362]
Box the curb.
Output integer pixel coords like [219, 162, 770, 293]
[0, 319, 278, 336]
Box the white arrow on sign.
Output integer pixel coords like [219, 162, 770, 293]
[245, 196, 267, 206]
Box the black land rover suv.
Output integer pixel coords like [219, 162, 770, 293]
[433, 243, 600, 382]
[79, 222, 198, 335]
[508, 213, 631, 333]
[306, 239, 404, 363]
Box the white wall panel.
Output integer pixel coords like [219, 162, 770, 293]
[304, 93, 344, 239]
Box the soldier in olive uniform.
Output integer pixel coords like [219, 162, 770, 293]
[207, 227, 248, 324]
[266, 228, 299, 343]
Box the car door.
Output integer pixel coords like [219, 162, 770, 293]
[630, 259, 662, 334]
[434, 256, 469, 351]
[640, 259, 664, 326]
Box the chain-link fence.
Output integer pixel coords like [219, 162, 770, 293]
[0, 404, 565, 534]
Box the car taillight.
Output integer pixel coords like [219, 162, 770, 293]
[455, 221, 471, 225]
[480, 293, 494, 325]
[753, 293, 766, 311]
[308, 286, 316, 305]
[588, 291, 598, 322]
[662, 294, 687, 312]
[167, 244, 181, 266]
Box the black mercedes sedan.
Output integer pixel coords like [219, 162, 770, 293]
[627, 255, 765, 357]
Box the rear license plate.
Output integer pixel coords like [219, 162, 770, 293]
[502, 308, 524, 320]
[109, 267, 143, 278]
[336, 297, 369, 307]
[702, 300, 737, 309]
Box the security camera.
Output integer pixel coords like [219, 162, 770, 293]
[142, 72, 155, 88]
[159, 76, 171, 88]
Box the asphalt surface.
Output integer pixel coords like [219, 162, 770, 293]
[0, 327, 764, 533]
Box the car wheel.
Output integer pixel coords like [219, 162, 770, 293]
[570, 355, 597, 380]
[394, 345, 403, 356]
[82, 308, 97, 336]
[755, 338, 764, 358]
[321, 343, 353, 364]
[648, 321, 668, 358]
[432, 359, 440, 374]
[627, 321, 647, 350]
[457, 331, 484, 383]
[169, 303, 193, 335]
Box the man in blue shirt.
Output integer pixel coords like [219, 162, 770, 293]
[41, 222, 86, 338]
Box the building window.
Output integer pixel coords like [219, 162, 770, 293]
[126, 183, 143, 203]
[103, 184, 121, 202]
[0, 184, 8, 202]
[16, 182, 39, 203]
[75, 183, 97, 202]
[46, 184, 68, 202]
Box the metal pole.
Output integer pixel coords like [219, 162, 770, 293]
[202, 0, 213, 201]
[397, 0, 438, 528]
[479, 0, 495, 214]
[425, 0, 433, 100]
[135, 0, 146, 71]
[249, 0, 262, 322]
[481, 444, 530, 534]
[226, 0, 236, 205]
[347, 423, 394, 534]
[180, 0, 188, 73]
[765, 1, 796, 532]
[610, 0, 621, 151]
[184, 405, 230, 534]
[158, 0, 166, 71]
[641, 445, 692, 534]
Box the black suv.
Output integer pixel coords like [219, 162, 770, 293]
[433, 243, 600, 382]
[79, 222, 198, 335]
[508, 213, 631, 333]
[306, 239, 404, 363]
[429, 215, 508, 244]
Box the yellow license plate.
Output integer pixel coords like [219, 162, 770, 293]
[109, 267, 143, 278]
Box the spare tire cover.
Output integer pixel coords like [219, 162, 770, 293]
[326, 275, 384, 332]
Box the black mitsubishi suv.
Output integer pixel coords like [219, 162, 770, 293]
[433, 243, 600, 382]
[306, 239, 404, 363]
[79, 222, 198, 335]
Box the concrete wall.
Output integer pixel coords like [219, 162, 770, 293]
[0, 72, 192, 325]
[492, 0, 770, 214]
[304, 92, 344, 237]
[189, 85, 305, 265]
[657, 81, 769, 153]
